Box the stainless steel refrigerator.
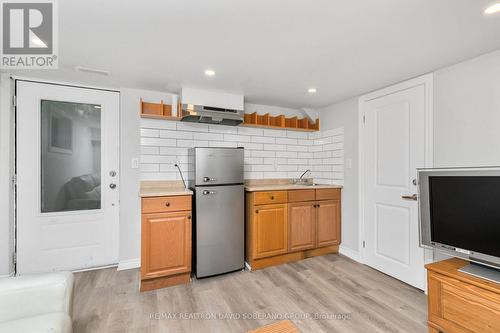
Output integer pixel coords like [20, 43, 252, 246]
[188, 147, 245, 278]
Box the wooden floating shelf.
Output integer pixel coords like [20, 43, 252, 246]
[140, 98, 183, 120]
[140, 99, 320, 132]
[242, 112, 319, 132]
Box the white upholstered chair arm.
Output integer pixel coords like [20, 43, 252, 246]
[0, 271, 74, 323]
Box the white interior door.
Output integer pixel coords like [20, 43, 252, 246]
[16, 81, 119, 274]
[361, 79, 431, 290]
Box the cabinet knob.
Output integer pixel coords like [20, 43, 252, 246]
[165, 202, 170, 207]
[255, 210, 259, 214]
[317, 204, 321, 208]
[187, 215, 191, 220]
[271, 196, 275, 200]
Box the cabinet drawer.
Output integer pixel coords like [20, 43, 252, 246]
[288, 189, 315, 202]
[430, 273, 500, 333]
[142, 195, 191, 213]
[254, 191, 287, 205]
[316, 188, 341, 200]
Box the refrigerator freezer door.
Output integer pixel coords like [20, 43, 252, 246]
[194, 148, 244, 186]
[195, 184, 244, 277]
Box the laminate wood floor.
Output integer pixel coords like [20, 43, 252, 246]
[73, 254, 427, 333]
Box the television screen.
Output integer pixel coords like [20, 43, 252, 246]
[429, 176, 500, 258]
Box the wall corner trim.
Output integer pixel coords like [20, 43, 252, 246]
[117, 258, 140, 271]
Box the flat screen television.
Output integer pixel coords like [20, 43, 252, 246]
[418, 167, 500, 281]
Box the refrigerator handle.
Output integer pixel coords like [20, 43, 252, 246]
[202, 190, 216, 195]
[203, 177, 216, 182]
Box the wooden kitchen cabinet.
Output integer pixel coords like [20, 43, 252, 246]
[253, 204, 288, 259]
[288, 201, 316, 252]
[317, 199, 341, 247]
[246, 188, 341, 270]
[141, 195, 192, 291]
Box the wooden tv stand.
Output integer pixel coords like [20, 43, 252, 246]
[425, 258, 500, 333]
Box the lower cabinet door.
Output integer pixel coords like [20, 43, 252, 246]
[253, 203, 288, 259]
[317, 200, 341, 247]
[141, 211, 191, 279]
[288, 202, 316, 252]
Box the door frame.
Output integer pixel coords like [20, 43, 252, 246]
[13, 77, 120, 274]
[357, 73, 434, 266]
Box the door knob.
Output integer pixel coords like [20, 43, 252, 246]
[109, 183, 117, 189]
[402, 194, 418, 201]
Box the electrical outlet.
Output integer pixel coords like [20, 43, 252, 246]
[131, 158, 139, 169]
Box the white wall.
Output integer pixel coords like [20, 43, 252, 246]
[317, 49, 500, 262]
[434, 50, 500, 168]
[118, 88, 175, 269]
[0, 75, 14, 276]
[318, 99, 359, 256]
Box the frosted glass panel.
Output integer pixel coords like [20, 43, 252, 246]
[41, 100, 101, 212]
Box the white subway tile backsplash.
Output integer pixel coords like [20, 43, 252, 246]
[140, 128, 160, 137]
[286, 131, 308, 139]
[224, 134, 251, 142]
[298, 139, 313, 146]
[245, 157, 263, 164]
[160, 130, 193, 139]
[237, 142, 263, 150]
[263, 171, 288, 178]
[141, 137, 176, 147]
[251, 150, 276, 158]
[193, 132, 223, 141]
[209, 125, 238, 134]
[176, 122, 209, 132]
[238, 127, 264, 136]
[141, 146, 159, 155]
[160, 147, 189, 155]
[263, 129, 287, 137]
[251, 164, 276, 172]
[264, 144, 287, 151]
[141, 119, 176, 130]
[286, 145, 308, 152]
[209, 141, 237, 148]
[177, 139, 195, 148]
[298, 152, 313, 159]
[140, 122, 345, 184]
[276, 151, 298, 158]
[245, 171, 264, 179]
[140, 164, 159, 172]
[251, 136, 275, 144]
[141, 155, 175, 164]
[276, 137, 298, 145]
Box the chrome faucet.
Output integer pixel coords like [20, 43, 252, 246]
[299, 169, 311, 180]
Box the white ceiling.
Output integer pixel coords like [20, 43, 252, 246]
[6, 0, 500, 108]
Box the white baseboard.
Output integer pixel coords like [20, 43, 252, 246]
[117, 258, 140, 271]
[0, 272, 15, 278]
[339, 245, 360, 262]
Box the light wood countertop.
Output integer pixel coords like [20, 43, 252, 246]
[140, 181, 193, 197]
[244, 178, 343, 192]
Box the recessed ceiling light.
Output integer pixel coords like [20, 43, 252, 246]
[204, 69, 215, 77]
[484, 3, 500, 14]
[308, 88, 317, 93]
